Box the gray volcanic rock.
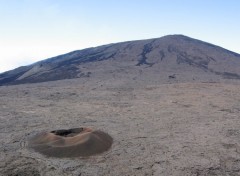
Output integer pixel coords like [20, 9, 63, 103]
[0, 34, 240, 86]
[1, 35, 240, 176]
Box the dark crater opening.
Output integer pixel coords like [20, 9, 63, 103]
[51, 128, 84, 137]
[28, 127, 113, 158]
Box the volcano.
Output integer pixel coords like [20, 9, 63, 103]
[0, 35, 240, 86]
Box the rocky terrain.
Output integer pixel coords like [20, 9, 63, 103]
[1, 35, 240, 175]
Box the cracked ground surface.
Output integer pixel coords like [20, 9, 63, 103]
[1, 80, 240, 175]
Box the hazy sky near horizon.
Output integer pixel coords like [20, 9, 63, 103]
[0, 0, 239, 73]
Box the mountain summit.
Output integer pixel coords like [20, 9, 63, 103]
[0, 35, 240, 86]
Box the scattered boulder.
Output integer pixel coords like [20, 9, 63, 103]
[168, 74, 176, 79]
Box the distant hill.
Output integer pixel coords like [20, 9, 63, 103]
[0, 35, 240, 86]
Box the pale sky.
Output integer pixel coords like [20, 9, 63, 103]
[0, 0, 239, 73]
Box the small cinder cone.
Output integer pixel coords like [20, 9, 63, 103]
[28, 127, 113, 158]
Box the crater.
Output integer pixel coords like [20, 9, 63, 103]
[28, 127, 113, 158]
[50, 128, 85, 137]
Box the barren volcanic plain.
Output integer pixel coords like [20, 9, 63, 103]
[1, 35, 240, 175]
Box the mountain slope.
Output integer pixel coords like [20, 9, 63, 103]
[0, 35, 240, 86]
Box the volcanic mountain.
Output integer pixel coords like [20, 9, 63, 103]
[0, 35, 240, 86]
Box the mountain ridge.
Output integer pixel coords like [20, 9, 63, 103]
[0, 35, 240, 86]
